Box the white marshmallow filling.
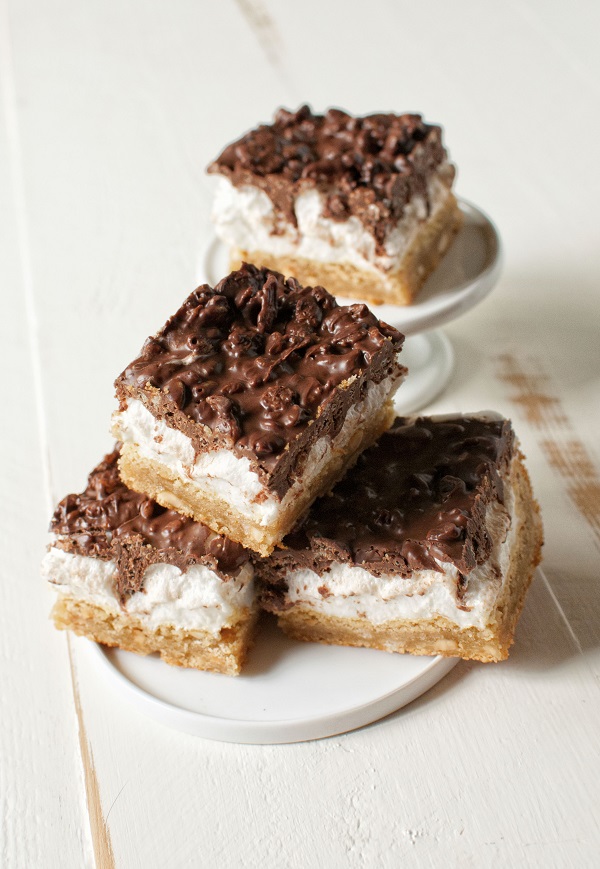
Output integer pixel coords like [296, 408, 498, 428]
[272, 465, 517, 632]
[211, 162, 455, 275]
[42, 543, 255, 636]
[111, 374, 398, 528]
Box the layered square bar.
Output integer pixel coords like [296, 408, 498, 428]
[259, 414, 543, 662]
[42, 448, 257, 675]
[112, 264, 405, 556]
[208, 106, 463, 306]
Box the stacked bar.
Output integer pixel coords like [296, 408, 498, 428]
[43, 264, 406, 673]
[208, 106, 463, 306]
[42, 448, 257, 675]
[112, 263, 406, 556]
[259, 414, 543, 662]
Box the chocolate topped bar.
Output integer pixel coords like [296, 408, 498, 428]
[50, 448, 251, 602]
[208, 106, 451, 252]
[115, 263, 404, 497]
[263, 415, 514, 586]
[259, 413, 541, 663]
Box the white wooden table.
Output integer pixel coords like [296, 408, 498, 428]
[2, 1, 599, 865]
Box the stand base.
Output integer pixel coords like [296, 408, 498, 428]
[394, 331, 454, 415]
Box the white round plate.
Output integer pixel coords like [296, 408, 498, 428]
[87, 617, 457, 744]
[200, 198, 502, 337]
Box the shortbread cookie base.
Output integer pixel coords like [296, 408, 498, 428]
[232, 194, 463, 306]
[118, 399, 396, 557]
[271, 454, 543, 663]
[52, 595, 257, 675]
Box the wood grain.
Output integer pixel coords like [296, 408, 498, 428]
[69, 639, 115, 869]
[496, 353, 568, 428]
[2, 0, 600, 865]
[497, 352, 600, 546]
[1, 8, 91, 863]
[233, 0, 282, 68]
[542, 440, 600, 540]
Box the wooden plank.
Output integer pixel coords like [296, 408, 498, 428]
[0, 4, 92, 864]
[4, 0, 600, 865]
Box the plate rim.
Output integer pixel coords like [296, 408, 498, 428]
[86, 640, 458, 744]
[201, 197, 503, 337]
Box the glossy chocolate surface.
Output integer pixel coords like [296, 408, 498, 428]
[50, 449, 251, 600]
[261, 415, 514, 593]
[208, 106, 452, 249]
[116, 264, 404, 495]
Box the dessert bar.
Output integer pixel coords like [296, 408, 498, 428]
[208, 106, 463, 305]
[259, 414, 543, 662]
[42, 448, 257, 675]
[112, 264, 406, 556]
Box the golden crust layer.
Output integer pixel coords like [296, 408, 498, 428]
[272, 453, 543, 663]
[232, 193, 463, 306]
[117, 400, 396, 557]
[52, 595, 258, 675]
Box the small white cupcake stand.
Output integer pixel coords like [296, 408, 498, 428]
[202, 198, 502, 414]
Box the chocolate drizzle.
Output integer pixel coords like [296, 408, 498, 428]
[208, 106, 453, 251]
[49, 449, 251, 602]
[115, 264, 405, 497]
[260, 416, 514, 607]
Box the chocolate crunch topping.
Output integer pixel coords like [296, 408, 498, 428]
[260, 415, 515, 596]
[116, 264, 404, 495]
[208, 106, 453, 250]
[50, 449, 251, 601]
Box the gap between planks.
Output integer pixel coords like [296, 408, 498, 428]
[69, 638, 116, 869]
[232, 0, 299, 99]
[0, 1, 115, 864]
